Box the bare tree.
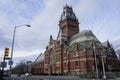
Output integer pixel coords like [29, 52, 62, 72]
[12, 61, 27, 74]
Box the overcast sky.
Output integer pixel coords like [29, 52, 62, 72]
[0, 0, 120, 58]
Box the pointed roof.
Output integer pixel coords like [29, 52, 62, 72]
[70, 30, 101, 45]
[34, 53, 44, 63]
[50, 35, 53, 41]
[102, 40, 111, 48]
[59, 4, 77, 22]
[57, 29, 67, 41]
[107, 40, 111, 47]
[68, 30, 104, 49]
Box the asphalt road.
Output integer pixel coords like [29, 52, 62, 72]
[2, 75, 120, 80]
[32, 75, 120, 80]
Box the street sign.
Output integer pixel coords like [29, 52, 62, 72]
[0, 63, 2, 67]
[9, 60, 13, 65]
[99, 55, 107, 58]
[1, 62, 7, 67]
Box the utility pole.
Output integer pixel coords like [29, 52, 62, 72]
[100, 53, 106, 79]
[101, 53, 106, 79]
[92, 41, 99, 78]
[93, 47, 99, 78]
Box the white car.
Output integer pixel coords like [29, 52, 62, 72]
[25, 73, 32, 76]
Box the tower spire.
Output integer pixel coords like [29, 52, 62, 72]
[50, 35, 53, 41]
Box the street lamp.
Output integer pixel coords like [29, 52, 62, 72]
[9, 24, 31, 76]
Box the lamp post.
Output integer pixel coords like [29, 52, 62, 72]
[9, 24, 31, 76]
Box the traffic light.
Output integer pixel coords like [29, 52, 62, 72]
[4, 47, 9, 57]
[73, 43, 78, 51]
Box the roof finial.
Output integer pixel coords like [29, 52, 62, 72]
[50, 35, 53, 41]
[65, 0, 72, 7]
[65, 1, 68, 8]
[66, 1, 67, 6]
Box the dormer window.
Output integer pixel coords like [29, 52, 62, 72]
[69, 11, 72, 16]
[63, 11, 65, 15]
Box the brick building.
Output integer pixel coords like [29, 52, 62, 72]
[31, 53, 44, 74]
[32, 5, 120, 75]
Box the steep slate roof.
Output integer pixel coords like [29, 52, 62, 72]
[34, 53, 44, 63]
[102, 40, 111, 48]
[69, 30, 103, 48]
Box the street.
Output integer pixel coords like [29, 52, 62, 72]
[2, 75, 120, 80]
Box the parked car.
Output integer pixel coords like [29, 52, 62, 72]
[25, 73, 32, 76]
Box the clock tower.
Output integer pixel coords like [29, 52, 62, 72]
[59, 5, 79, 38]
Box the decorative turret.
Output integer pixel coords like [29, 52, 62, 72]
[50, 35, 53, 41]
[106, 40, 112, 48]
[57, 29, 67, 46]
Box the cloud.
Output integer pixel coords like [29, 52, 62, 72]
[73, 0, 120, 42]
[0, 0, 44, 56]
[16, 0, 63, 50]
[0, 10, 12, 50]
[0, 0, 120, 57]
[13, 49, 45, 57]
